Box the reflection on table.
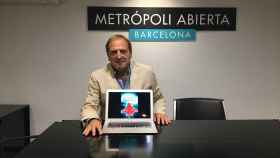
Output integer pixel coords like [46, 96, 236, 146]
[88, 135, 154, 158]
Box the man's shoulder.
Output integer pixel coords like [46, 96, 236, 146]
[134, 62, 153, 72]
[89, 66, 109, 77]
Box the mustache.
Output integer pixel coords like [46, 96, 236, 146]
[113, 59, 128, 62]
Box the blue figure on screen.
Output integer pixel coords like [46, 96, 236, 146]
[121, 93, 139, 118]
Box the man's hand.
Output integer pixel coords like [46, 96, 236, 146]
[82, 119, 102, 136]
[154, 113, 171, 125]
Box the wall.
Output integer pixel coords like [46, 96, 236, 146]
[0, 0, 279, 134]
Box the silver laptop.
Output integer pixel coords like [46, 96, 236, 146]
[102, 89, 158, 134]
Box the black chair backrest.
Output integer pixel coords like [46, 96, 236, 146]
[174, 98, 226, 120]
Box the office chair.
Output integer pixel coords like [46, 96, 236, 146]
[173, 98, 226, 120]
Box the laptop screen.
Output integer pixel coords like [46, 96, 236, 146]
[108, 91, 151, 119]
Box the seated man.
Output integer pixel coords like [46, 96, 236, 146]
[81, 34, 170, 136]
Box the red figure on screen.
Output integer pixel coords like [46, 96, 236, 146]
[121, 103, 138, 117]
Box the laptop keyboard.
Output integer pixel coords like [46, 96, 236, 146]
[108, 122, 152, 128]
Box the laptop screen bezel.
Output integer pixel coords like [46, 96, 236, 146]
[105, 89, 154, 122]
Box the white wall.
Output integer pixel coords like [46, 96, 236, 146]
[0, 0, 279, 135]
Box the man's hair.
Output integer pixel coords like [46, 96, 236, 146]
[105, 34, 132, 56]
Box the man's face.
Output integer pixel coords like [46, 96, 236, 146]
[107, 38, 131, 72]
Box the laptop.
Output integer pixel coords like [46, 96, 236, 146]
[102, 89, 158, 134]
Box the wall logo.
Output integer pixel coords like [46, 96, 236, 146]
[129, 29, 195, 41]
[88, 7, 236, 42]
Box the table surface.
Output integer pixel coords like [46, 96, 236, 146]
[15, 120, 280, 158]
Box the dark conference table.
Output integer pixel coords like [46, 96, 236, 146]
[15, 120, 280, 158]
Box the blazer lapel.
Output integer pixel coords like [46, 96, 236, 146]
[106, 63, 121, 89]
[129, 61, 141, 89]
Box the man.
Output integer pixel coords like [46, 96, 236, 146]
[81, 34, 170, 136]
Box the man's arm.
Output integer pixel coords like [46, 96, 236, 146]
[80, 73, 103, 136]
[151, 71, 171, 125]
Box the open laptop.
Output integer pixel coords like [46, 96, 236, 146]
[102, 89, 158, 134]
